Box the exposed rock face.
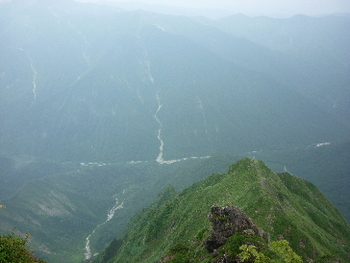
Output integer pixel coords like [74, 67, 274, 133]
[206, 205, 266, 252]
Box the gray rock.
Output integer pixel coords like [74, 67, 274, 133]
[206, 205, 267, 252]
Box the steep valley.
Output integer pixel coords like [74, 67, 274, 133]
[0, 1, 350, 262]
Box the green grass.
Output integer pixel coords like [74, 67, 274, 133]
[104, 158, 350, 263]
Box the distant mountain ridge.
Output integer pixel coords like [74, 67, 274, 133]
[95, 158, 350, 263]
[1, 0, 349, 162]
[1, 1, 350, 262]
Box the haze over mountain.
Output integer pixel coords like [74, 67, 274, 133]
[76, 0, 350, 18]
[1, 0, 349, 162]
[0, 0, 349, 262]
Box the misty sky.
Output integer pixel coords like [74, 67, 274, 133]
[74, 0, 350, 17]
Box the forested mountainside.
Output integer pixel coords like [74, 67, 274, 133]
[1, 1, 350, 262]
[0, 156, 239, 262]
[95, 158, 350, 263]
[1, 146, 350, 263]
[1, 0, 349, 162]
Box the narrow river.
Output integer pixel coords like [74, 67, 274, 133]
[84, 198, 124, 260]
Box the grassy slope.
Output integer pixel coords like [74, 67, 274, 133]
[254, 140, 350, 222]
[107, 158, 350, 263]
[0, 155, 238, 263]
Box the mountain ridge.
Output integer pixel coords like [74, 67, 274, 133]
[1, 2, 350, 262]
[98, 158, 350, 263]
[1, 2, 349, 162]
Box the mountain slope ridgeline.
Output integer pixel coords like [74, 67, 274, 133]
[97, 158, 350, 263]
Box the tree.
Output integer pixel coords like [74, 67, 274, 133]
[0, 205, 47, 263]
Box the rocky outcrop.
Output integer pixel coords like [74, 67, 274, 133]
[206, 205, 267, 252]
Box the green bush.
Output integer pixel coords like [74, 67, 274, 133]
[0, 233, 46, 263]
[223, 232, 268, 259]
[165, 243, 191, 263]
[237, 239, 302, 263]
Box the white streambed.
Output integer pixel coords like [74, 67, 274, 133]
[154, 92, 210, 164]
[84, 198, 124, 260]
[27, 54, 37, 102]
